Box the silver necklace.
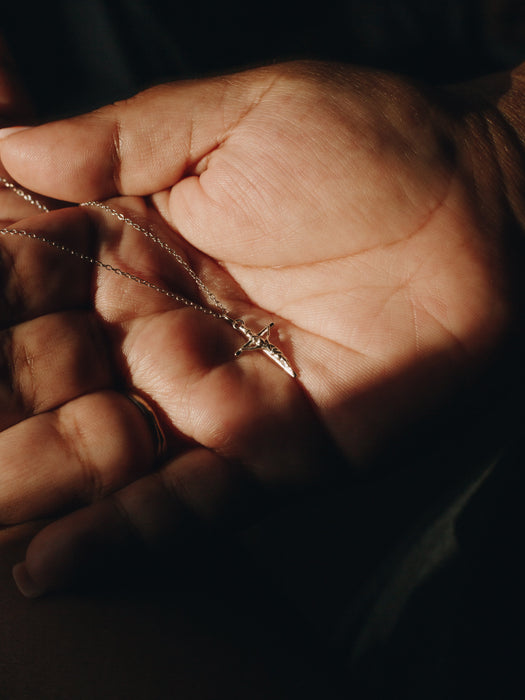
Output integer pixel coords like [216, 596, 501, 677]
[0, 177, 296, 377]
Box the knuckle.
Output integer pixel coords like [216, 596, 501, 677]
[110, 117, 124, 194]
[60, 408, 105, 503]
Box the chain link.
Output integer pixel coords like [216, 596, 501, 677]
[0, 176, 50, 212]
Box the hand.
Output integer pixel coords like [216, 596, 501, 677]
[0, 61, 522, 595]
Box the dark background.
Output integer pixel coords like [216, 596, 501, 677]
[1, 0, 524, 118]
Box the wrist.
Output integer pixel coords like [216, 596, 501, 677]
[443, 63, 525, 236]
[482, 63, 525, 235]
[495, 63, 525, 146]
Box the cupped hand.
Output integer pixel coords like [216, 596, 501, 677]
[1, 60, 523, 596]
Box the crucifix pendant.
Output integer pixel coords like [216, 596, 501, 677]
[227, 318, 297, 378]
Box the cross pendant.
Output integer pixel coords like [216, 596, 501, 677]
[229, 319, 296, 378]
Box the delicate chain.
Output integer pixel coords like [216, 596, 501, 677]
[0, 177, 50, 212]
[0, 226, 225, 318]
[0, 177, 297, 377]
[79, 200, 228, 316]
[0, 177, 228, 320]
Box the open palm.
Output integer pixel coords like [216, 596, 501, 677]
[0, 60, 521, 594]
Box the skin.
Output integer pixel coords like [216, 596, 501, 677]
[0, 59, 523, 596]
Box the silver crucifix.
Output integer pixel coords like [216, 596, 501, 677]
[228, 319, 296, 378]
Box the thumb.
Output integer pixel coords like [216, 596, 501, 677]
[0, 68, 275, 202]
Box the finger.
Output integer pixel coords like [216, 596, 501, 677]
[12, 448, 262, 597]
[0, 207, 94, 325]
[0, 67, 277, 201]
[0, 310, 112, 431]
[0, 390, 161, 524]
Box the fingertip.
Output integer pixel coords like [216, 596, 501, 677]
[0, 118, 114, 201]
[14, 515, 88, 598]
[12, 561, 46, 599]
[0, 124, 52, 194]
[0, 125, 31, 140]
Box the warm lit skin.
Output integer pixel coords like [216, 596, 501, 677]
[0, 59, 524, 596]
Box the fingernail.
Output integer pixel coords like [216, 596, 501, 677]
[12, 562, 45, 598]
[0, 126, 31, 140]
